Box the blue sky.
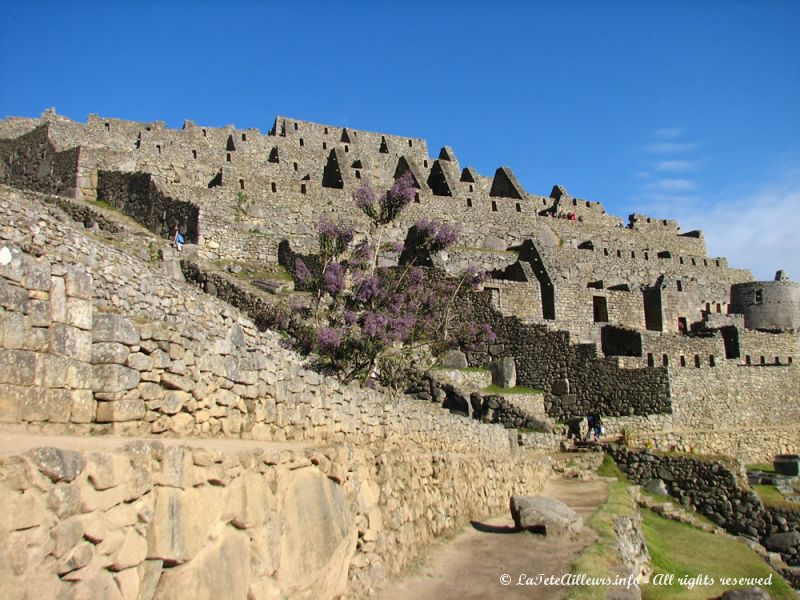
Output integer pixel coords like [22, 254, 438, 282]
[1, 1, 798, 279]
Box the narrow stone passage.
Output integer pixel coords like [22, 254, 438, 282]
[377, 475, 608, 600]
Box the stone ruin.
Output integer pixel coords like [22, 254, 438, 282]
[0, 108, 798, 597]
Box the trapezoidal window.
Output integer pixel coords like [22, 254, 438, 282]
[202, 129, 207, 137]
[516, 203, 521, 212]
[754, 289, 763, 304]
[226, 153, 231, 162]
[271, 182, 277, 193]
[491, 201, 497, 212]
[239, 179, 245, 190]
[676, 280, 683, 291]
[466, 198, 472, 207]
[241, 133, 247, 141]
[192, 149, 197, 159]
[592, 296, 609, 323]
[293, 162, 298, 171]
[299, 138, 304, 147]
[680, 355, 686, 367]
[301, 184, 306, 194]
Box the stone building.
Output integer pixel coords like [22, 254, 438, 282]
[1, 108, 798, 461]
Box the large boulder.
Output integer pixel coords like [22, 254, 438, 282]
[764, 531, 800, 553]
[278, 467, 357, 600]
[491, 357, 516, 388]
[510, 496, 583, 536]
[644, 478, 669, 496]
[153, 528, 251, 600]
[440, 350, 468, 369]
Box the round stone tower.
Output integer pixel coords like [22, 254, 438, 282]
[730, 270, 800, 331]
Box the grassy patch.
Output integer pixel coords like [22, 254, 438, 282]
[747, 463, 775, 473]
[753, 484, 800, 510]
[91, 198, 114, 210]
[597, 453, 628, 480]
[567, 471, 635, 599]
[641, 508, 793, 599]
[482, 384, 544, 395]
[211, 259, 294, 283]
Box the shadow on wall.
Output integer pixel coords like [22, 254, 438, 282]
[97, 170, 200, 243]
[0, 124, 80, 197]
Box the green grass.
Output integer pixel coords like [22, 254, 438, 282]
[567, 459, 636, 600]
[641, 508, 793, 599]
[211, 259, 294, 283]
[569, 455, 793, 600]
[753, 484, 800, 511]
[91, 198, 114, 210]
[597, 453, 628, 480]
[482, 384, 544, 395]
[747, 463, 775, 474]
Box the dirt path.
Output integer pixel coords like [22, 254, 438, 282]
[377, 475, 609, 600]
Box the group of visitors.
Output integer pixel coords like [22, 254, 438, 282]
[565, 411, 604, 443]
[545, 211, 578, 221]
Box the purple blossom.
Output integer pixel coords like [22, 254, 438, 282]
[323, 262, 345, 295]
[355, 275, 381, 302]
[354, 184, 377, 220]
[415, 219, 459, 252]
[393, 242, 405, 253]
[317, 327, 343, 351]
[344, 310, 358, 325]
[361, 311, 389, 340]
[389, 315, 414, 341]
[380, 172, 415, 223]
[295, 258, 312, 283]
[318, 219, 354, 258]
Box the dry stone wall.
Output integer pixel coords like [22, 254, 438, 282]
[0, 182, 553, 597]
[610, 447, 800, 567]
[463, 291, 671, 421]
[0, 124, 80, 198]
[0, 437, 550, 600]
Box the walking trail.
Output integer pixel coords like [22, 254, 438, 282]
[377, 473, 609, 600]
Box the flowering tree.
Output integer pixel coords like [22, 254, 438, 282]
[291, 172, 495, 388]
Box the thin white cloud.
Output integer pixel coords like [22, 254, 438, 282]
[645, 178, 697, 192]
[638, 166, 800, 280]
[655, 159, 702, 173]
[646, 141, 699, 154]
[654, 127, 684, 139]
